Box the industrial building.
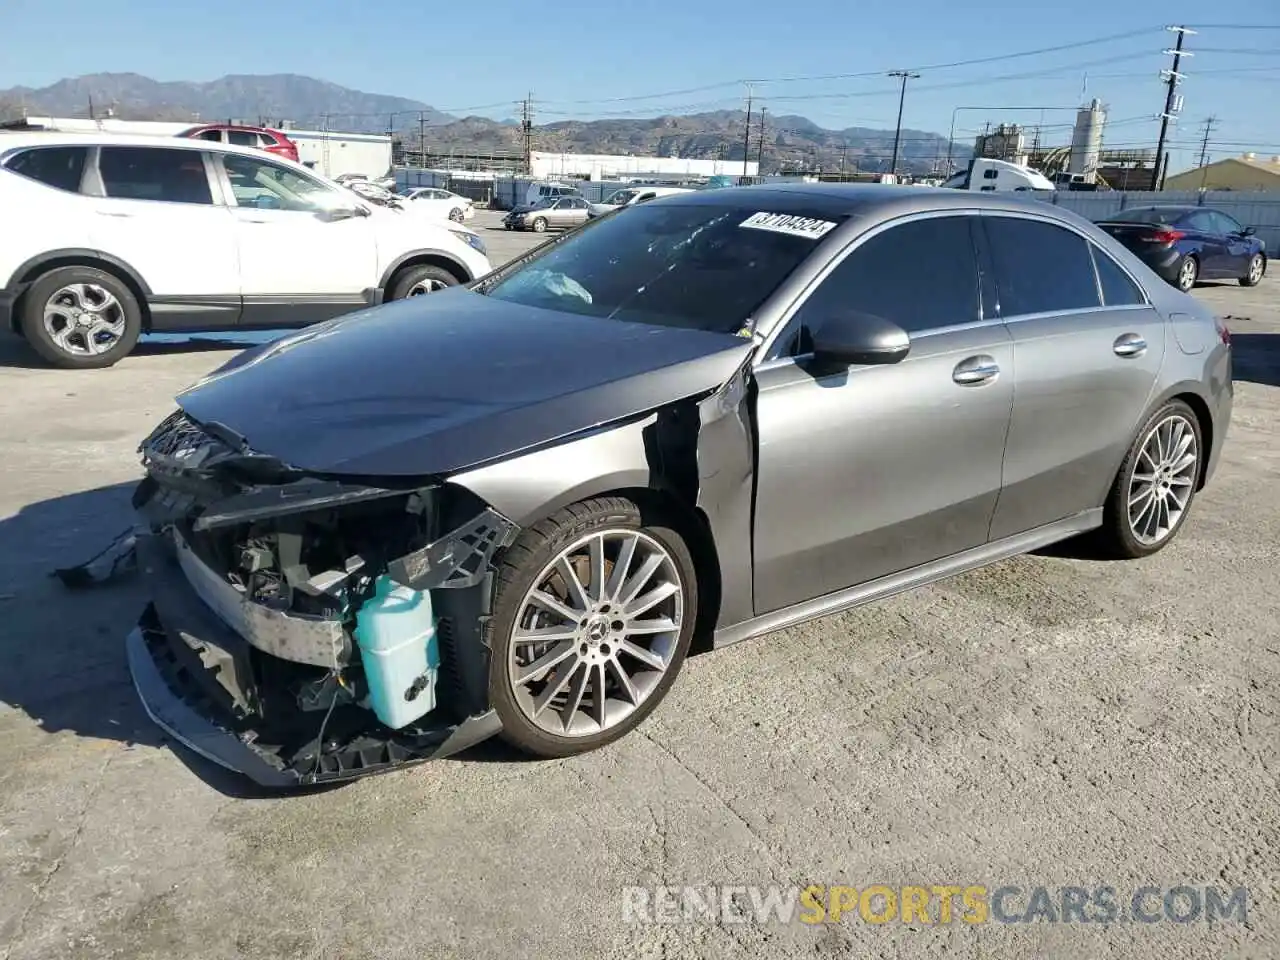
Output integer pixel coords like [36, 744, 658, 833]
[1163, 154, 1280, 192]
[0, 115, 392, 180]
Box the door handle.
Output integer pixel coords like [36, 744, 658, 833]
[1113, 333, 1147, 358]
[952, 355, 1000, 385]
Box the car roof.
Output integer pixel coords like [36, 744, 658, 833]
[0, 130, 279, 160]
[1101, 205, 1200, 217]
[657, 181, 1086, 223]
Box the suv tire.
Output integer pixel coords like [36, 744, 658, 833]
[20, 266, 142, 370]
[386, 264, 459, 300]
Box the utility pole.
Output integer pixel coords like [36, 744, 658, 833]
[520, 94, 533, 175]
[840, 142, 848, 178]
[742, 84, 754, 177]
[418, 111, 426, 167]
[756, 107, 766, 174]
[1196, 115, 1217, 187]
[888, 70, 920, 178]
[1154, 25, 1194, 191]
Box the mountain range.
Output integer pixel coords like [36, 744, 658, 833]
[0, 73, 970, 175]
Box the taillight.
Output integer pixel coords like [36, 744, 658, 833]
[1214, 317, 1231, 345]
[1141, 227, 1185, 245]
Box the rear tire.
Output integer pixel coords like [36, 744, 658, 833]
[1175, 255, 1199, 292]
[19, 266, 142, 370]
[1240, 253, 1266, 287]
[531, 217, 548, 233]
[386, 264, 459, 300]
[448, 207, 464, 223]
[486, 497, 697, 759]
[1092, 399, 1203, 560]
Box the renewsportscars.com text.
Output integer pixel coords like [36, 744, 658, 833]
[621, 884, 1249, 925]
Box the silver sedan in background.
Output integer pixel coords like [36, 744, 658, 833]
[503, 195, 591, 232]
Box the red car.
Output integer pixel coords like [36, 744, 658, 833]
[177, 123, 300, 163]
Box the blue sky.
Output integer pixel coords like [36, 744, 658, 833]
[7, 0, 1280, 174]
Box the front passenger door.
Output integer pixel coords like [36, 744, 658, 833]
[751, 214, 1015, 615]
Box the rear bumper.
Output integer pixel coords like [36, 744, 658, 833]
[0, 288, 16, 332]
[128, 533, 502, 788]
[1137, 248, 1184, 283]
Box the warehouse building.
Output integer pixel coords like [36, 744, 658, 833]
[1164, 153, 1280, 192]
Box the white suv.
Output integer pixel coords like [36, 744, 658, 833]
[0, 133, 492, 369]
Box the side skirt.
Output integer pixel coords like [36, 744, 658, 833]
[712, 509, 1102, 649]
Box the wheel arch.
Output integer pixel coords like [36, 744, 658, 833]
[6, 249, 152, 333]
[1140, 382, 1216, 491]
[379, 250, 473, 295]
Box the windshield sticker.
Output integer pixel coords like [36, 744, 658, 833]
[739, 212, 837, 240]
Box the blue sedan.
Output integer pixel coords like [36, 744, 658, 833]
[1096, 205, 1267, 292]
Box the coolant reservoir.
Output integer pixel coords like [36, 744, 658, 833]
[354, 576, 439, 729]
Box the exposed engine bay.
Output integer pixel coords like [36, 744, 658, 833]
[129, 409, 516, 786]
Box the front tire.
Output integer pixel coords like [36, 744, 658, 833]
[386, 264, 459, 300]
[19, 266, 142, 369]
[1093, 400, 1202, 559]
[486, 497, 697, 758]
[1241, 252, 1266, 287]
[1175, 255, 1199, 292]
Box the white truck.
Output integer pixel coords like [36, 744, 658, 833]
[940, 157, 1055, 193]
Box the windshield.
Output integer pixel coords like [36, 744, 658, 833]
[1104, 207, 1187, 225]
[604, 190, 638, 205]
[480, 203, 843, 334]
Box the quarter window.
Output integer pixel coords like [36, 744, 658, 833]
[98, 147, 214, 204]
[791, 216, 981, 340]
[984, 216, 1100, 316]
[4, 146, 88, 192]
[1091, 247, 1145, 307]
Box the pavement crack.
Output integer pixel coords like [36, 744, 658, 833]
[2, 749, 117, 960]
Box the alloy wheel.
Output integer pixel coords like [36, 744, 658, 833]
[42, 283, 126, 357]
[407, 278, 448, 296]
[508, 529, 684, 737]
[1178, 258, 1198, 291]
[1248, 255, 1264, 284]
[1127, 414, 1198, 546]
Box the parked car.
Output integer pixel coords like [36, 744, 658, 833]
[124, 184, 1231, 787]
[523, 182, 583, 207]
[335, 172, 397, 191]
[1096, 205, 1267, 292]
[399, 187, 475, 222]
[178, 123, 300, 164]
[504, 195, 591, 232]
[0, 133, 491, 369]
[587, 186, 692, 218]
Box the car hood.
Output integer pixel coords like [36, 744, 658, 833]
[176, 289, 753, 478]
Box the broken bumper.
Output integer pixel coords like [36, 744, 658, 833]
[127, 534, 503, 788]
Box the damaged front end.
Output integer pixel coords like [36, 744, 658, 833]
[128, 410, 517, 787]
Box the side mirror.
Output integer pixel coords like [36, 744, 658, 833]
[811, 311, 910, 367]
[1242, 226, 1256, 236]
[318, 205, 368, 222]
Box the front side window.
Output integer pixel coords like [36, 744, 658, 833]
[99, 147, 213, 204]
[4, 146, 88, 192]
[984, 216, 1100, 317]
[195, 129, 223, 142]
[606, 190, 637, 205]
[1208, 211, 1243, 235]
[792, 216, 980, 342]
[1091, 246, 1145, 307]
[481, 203, 844, 334]
[222, 154, 344, 212]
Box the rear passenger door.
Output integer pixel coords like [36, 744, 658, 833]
[87, 145, 242, 326]
[982, 213, 1166, 540]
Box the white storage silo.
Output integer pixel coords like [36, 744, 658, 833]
[1069, 99, 1106, 181]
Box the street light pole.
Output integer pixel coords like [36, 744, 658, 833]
[888, 70, 920, 178]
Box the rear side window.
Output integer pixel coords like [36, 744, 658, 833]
[794, 215, 981, 336]
[99, 147, 214, 204]
[984, 216, 1100, 316]
[1091, 246, 1145, 307]
[4, 146, 87, 193]
[227, 130, 258, 147]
